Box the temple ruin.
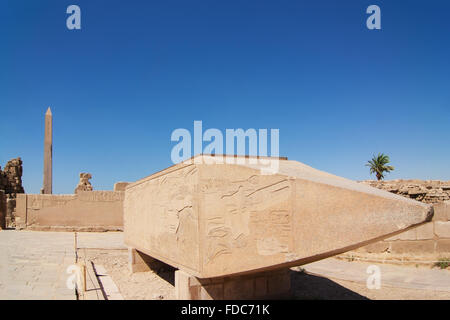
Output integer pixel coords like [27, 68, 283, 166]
[0, 157, 25, 228]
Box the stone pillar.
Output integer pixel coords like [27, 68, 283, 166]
[175, 268, 291, 300]
[0, 190, 6, 230]
[128, 248, 167, 273]
[42, 107, 52, 194]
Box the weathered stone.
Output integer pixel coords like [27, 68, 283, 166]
[436, 239, 450, 253]
[125, 155, 432, 279]
[360, 180, 450, 204]
[0, 190, 6, 230]
[433, 202, 450, 221]
[415, 222, 435, 240]
[16, 192, 123, 231]
[434, 221, 450, 238]
[74, 173, 93, 194]
[386, 228, 416, 241]
[0, 157, 25, 228]
[14, 193, 27, 230]
[175, 268, 290, 300]
[362, 241, 391, 253]
[390, 240, 435, 254]
[113, 182, 129, 192]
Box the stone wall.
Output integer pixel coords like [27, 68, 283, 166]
[0, 157, 25, 228]
[0, 190, 6, 230]
[344, 180, 450, 261]
[361, 179, 450, 203]
[15, 191, 124, 232]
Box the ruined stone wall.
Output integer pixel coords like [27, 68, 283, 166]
[0, 157, 25, 228]
[360, 179, 450, 203]
[15, 191, 124, 232]
[344, 180, 450, 261]
[0, 190, 6, 230]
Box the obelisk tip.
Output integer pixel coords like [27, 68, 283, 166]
[46, 107, 52, 115]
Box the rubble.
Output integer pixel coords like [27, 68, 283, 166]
[360, 179, 450, 204]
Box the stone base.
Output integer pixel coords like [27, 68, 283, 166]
[128, 248, 168, 273]
[175, 268, 291, 300]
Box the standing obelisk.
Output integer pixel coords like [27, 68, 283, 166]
[42, 107, 52, 194]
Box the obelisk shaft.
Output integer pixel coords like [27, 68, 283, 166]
[43, 107, 52, 194]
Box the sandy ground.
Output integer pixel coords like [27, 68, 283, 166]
[78, 248, 450, 300]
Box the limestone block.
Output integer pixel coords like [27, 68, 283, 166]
[114, 182, 129, 192]
[390, 240, 435, 254]
[124, 155, 433, 278]
[15, 193, 27, 229]
[434, 221, 450, 238]
[386, 228, 416, 241]
[18, 192, 123, 230]
[175, 268, 290, 300]
[415, 222, 435, 240]
[436, 239, 450, 253]
[0, 190, 5, 229]
[433, 202, 450, 221]
[361, 241, 391, 253]
[128, 248, 167, 273]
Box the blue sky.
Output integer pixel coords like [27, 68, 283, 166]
[1, 0, 449, 194]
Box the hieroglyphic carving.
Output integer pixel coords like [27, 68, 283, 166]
[124, 164, 199, 270]
[202, 173, 293, 265]
[77, 191, 124, 202]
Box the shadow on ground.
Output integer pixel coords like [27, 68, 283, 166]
[290, 270, 369, 300]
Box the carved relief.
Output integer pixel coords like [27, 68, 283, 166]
[202, 172, 293, 265]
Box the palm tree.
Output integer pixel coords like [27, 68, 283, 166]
[366, 153, 395, 181]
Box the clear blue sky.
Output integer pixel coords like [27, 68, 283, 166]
[1, 0, 449, 194]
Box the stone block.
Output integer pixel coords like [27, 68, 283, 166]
[386, 228, 416, 241]
[390, 240, 435, 254]
[434, 221, 450, 239]
[128, 248, 167, 273]
[200, 283, 223, 300]
[15, 193, 27, 229]
[18, 192, 123, 231]
[415, 222, 435, 240]
[433, 202, 450, 221]
[175, 268, 291, 300]
[0, 190, 5, 229]
[113, 182, 129, 192]
[175, 270, 201, 300]
[124, 155, 432, 278]
[436, 239, 450, 253]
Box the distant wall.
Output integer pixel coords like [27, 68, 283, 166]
[343, 180, 450, 261]
[0, 190, 6, 229]
[15, 191, 124, 232]
[353, 202, 450, 256]
[360, 179, 450, 203]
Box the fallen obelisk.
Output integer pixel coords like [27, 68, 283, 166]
[124, 155, 433, 299]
